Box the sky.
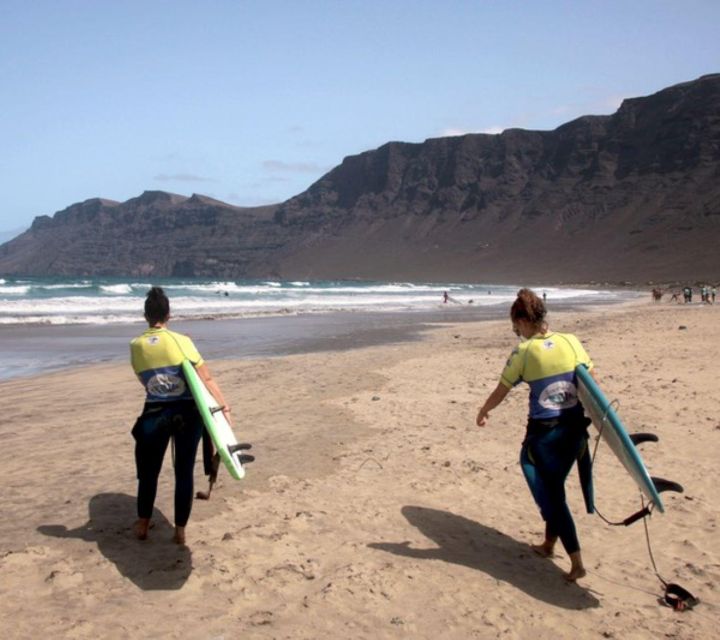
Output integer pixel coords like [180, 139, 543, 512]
[1, 0, 719, 237]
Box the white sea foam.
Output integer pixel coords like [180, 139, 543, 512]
[0, 285, 31, 295]
[36, 280, 93, 289]
[100, 284, 134, 294]
[0, 276, 633, 325]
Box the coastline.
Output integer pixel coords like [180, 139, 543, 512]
[1, 299, 717, 638]
[0, 292, 644, 381]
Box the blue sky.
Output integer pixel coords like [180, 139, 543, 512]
[1, 0, 718, 236]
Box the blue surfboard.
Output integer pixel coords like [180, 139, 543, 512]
[575, 365, 664, 512]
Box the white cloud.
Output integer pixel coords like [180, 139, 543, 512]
[440, 128, 471, 137]
[551, 94, 626, 120]
[600, 95, 625, 111]
[439, 126, 504, 137]
[154, 173, 216, 183]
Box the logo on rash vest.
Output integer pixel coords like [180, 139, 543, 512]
[539, 381, 578, 410]
[147, 373, 186, 398]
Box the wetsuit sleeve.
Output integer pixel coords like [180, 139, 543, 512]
[566, 334, 593, 370]
[129, 338, 141, 374]
[177, 334, 205, 367]
[500, 346, 523, 388]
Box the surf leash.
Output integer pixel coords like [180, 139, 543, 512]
[638, 495, 701, 611]
[588, 401, 699, 611]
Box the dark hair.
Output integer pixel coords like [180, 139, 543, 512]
[510, 288, 546, 327]
[144, 286, 170, 325]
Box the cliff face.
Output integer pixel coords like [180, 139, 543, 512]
[0, 192, 282, 278]
[2, 74, 719, 283]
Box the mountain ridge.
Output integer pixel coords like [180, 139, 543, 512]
[2, 74, 719, 283]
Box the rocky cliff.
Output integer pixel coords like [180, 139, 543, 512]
[1, 74, 719, 283]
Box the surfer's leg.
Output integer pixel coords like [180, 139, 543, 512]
[524, 428, 582, 559]
[531, 523, 559, 557]
[172, 411, 203, 532]
[520, 443, 558, 555]
[134, 412, 171, 525]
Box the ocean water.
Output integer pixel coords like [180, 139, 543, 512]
[0, 276, 630, 326]
[0, 277, 642, 380]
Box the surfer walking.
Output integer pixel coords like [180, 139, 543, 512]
[475, 288, 594, 582]
[130, 286, 231, 545]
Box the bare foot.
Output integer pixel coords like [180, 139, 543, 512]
[564, 566, 587, 582]
[531, 542, 555, 558]
[134, 518, 150, 541]
[564, 551, 586, 582]
[173, 526, 186, 545]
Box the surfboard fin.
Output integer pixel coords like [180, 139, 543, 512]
[236, 454, 255, 465]
[621, 477, 684, 525]
[651, 476, 684, 495]
[228, 443, 252, 453]
[629, 432, 659, 445]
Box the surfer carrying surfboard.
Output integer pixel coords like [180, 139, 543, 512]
[130, 286, 232, 545]
[475, 288, 595, 582]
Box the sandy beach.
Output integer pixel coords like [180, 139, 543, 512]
[0, 300, 718, 638]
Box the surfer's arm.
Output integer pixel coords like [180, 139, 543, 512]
[195, 363, 232, 420]
[476, 383, 511, 427]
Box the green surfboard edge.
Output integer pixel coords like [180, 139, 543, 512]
[181, 359, 243, 481]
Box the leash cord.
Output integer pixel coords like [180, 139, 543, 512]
[589, 400, 627, 526]
[641, 498, 668, 586]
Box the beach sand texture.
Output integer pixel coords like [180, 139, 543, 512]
[0, 302, 718, 639]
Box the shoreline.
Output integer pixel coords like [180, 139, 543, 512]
[0, 300, 718, 637]
[0, 294, 646, 381]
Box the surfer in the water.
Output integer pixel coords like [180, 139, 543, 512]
[475, 288, 594, 582]
[130, 286, 231, 545]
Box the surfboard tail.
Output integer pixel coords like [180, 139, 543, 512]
[622, 476, 684, 526]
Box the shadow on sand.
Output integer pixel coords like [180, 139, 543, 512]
[369, 505, 599, 610]
[38, 492, 191, 591]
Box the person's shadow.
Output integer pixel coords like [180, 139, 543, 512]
[369, 506, 599, 609]
[38, 492, 192, 591]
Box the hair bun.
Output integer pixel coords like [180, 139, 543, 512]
[144, 286, 170, 324]
[511, 288, 546, 325]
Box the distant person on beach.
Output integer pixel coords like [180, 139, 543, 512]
[443, 291, 449, 304]
[712, 287, 717, 304]
[129, 286, 231, 545]
[475, 288, 594, 582]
